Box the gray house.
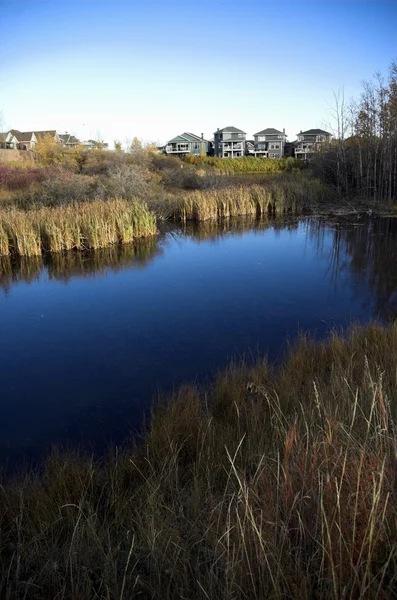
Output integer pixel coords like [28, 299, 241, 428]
[59, 133, 80, 149]
[294, 129, 332, 160]
[165, 132, 210, 156]
[214, 126, 246, 158]
[252, 128, 287, 158]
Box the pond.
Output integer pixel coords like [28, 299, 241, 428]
[1, 215, 396, 468]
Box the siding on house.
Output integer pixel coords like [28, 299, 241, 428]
[252, 128, 287, 158]
[214, 126, 246, 158]
[165, 132, 210, 156]
[294, 129, 332, 159]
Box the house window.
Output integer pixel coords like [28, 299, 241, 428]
[238, 133, 243, 138]
[258, 136, 265, 141]
[192, 143, 200, 149]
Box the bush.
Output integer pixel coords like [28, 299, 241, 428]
[0, 165, 50, 190]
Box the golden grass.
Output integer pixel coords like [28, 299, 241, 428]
[1, 323, 397, 598]
[170, 178, 333, 221]
[0, 198, 157, 257]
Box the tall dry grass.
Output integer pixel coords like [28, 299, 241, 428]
[0, 198, 157, 257]
[1, 323, 397, 599]
[183, 155, 303, 174]
[169, 178, 334, 221]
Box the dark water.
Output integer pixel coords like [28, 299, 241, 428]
[1, 215, 396, 468]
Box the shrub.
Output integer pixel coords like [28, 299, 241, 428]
[0, 165, 50, 190]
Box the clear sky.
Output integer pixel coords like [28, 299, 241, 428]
[1, 0, 396, 145]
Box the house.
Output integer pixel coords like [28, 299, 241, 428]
[165, 132, 210, 156]
[81, 139, 109, 150]
[10, 130, 38, 150]
[214, 126, 246, 158]
[9, 129, 62, 150]
[294, 129, 332, 160]
[34, 130, 62, 144]
[252, 128, 287, 158]
[59, 133, 80, 149]
[246, 140, 255, 154]
[0, 131, 19, 150]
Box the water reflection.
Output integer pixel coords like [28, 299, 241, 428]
[0, 237, 163, 293]
[306, 216, 397, 320]
[1, 216, 397, 322]
[1, 214, 397, 469]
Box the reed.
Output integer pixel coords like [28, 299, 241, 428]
[0, 198, 157, 257]
[1, 323, 397, 599]
[170, 178, 333, 221]
[184, 155, 302, 174]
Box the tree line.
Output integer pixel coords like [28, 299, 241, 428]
[313, 60, 397, 203]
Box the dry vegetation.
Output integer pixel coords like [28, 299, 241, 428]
[1, 323, 397, 599]
[0, 198, 156, 256]
[169, 178, 333, 221]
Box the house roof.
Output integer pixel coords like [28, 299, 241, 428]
[34, 130, 58, 141]
[215, 126, 246, 134]
[59, 133, 80, 144]
[298, 129, 331, 136]
[10, 129, 36, 142]
[254, 128, 285, 136]
[167, 132, 209, 144]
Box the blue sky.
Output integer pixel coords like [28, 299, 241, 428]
[1, 0, 396, 145]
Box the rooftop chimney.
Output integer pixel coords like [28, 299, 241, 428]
[283, 128, 285, 135]
[201, 133, 204, 140]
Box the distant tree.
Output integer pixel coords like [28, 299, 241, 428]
[114, 140, 122, 152]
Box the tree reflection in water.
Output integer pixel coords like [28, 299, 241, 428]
[2, 215, 397, 321]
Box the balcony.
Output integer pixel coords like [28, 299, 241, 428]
[166, 145, 190, 153]
[223, 143, 242, 150]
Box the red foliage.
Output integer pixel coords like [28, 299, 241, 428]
[0, 166, 50, 190]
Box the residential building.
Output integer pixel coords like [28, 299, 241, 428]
[10, 130, 38, 150]
[0, 132, 19, 149]
[214, 126, 246, 158]
[165, 132, 210, 156]
[34, 130, 61, 143]
[246, 140, 255, 154]
[252, 128, 287, 158]
[294, 129, 332, 160]
[59, 133, 80, 149]
[81, 139, 109, 150]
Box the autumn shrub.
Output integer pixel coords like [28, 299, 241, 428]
[0, 165, 50, 190]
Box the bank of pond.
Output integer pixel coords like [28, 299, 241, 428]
[0, 177, 336, 258]
[1, 322, 397, 599]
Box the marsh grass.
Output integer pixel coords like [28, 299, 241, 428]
[184, 155, 303, 174]
[0, 198, 157, 257]
[169, 178, 334, 221]
[1, 323, 397, 599]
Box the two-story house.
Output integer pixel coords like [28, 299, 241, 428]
[294, 129, 332, 160]
[214, 126, 246, 158]
[252, 128, 287, 158]
[165, 132, 211, 156]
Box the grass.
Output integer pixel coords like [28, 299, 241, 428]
[169, 177, 334, 221]
[1, 322, 397, 599]
[0, 198, 157, 257]
[183, 155, 303, 174]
